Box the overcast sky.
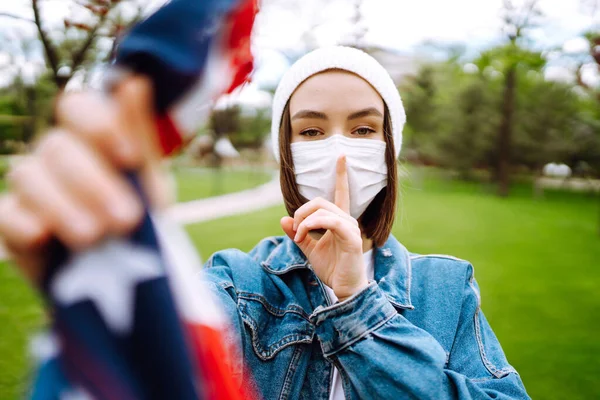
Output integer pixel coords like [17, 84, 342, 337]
[253, 0, 599, 92]
[0, 0, 598, 96]
[255, 0, 595, 51]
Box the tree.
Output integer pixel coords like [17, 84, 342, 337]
[401, 47, 600, 182]
[489, 0, 543, 196]
[230, 109, 270, 149]
[0, 0, 148, 150]
[0, 89, 27, 154]
[571, 5, 600, 234]
[401, 60, 499, 175]
[0, 70, 58, 151]
[402, 65, 438, 150]
[436, 76, 498, 178]
[39, 0, 148, 89]
[210, 106, 241, 138]
[1, 0, 146, 90]
[572, 31, 600, 101]
[512, 76, 586, 171]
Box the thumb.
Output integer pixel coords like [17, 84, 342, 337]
[114, 76, 160, 166]
[280, 216, 295, 241]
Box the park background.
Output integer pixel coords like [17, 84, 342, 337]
[1, 0, 600, 398]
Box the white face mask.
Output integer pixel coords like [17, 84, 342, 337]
[291, 135, 388, 219]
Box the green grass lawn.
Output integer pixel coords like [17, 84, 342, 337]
[186, 171, 600, 400]
[0, 156, 10, 192]
[0, 166, 273, 399]
[1, 169, 599, 399]
[173, 167, 273, 202]
[0, 166, 273, 203]
[0, 263, 44, 399]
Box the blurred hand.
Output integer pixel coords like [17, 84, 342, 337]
[0, 77, 170, 285]
[280, 156, 368, 302]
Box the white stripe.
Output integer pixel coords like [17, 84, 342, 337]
[152, 213, 227, 327]
[169, 34, 233, 139]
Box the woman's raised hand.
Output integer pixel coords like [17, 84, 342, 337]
[0, 77, 169, 285]
[280, 156, 369, 302]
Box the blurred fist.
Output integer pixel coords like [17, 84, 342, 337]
[0, 77, 172, 285]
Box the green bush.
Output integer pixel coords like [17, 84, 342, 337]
[0, 157, 8, 181]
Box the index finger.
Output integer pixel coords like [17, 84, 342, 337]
[334, 155, 350, 213]
[54, 77, 156, 169]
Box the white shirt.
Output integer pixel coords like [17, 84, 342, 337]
[323, 249, 375, 400]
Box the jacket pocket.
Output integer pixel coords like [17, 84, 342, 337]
[238, 293, 314, 361]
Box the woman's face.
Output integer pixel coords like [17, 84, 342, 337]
[288, 70, 385, 143]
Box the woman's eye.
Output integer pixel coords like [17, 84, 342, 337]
[300, 129, 322, 137]
[354, 127, 374, 136]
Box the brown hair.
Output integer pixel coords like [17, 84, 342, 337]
[278, 103, 397, 247]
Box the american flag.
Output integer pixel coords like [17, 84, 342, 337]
[30, 0, 258, 398]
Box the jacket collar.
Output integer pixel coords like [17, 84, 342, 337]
[260, 235, 413, 310]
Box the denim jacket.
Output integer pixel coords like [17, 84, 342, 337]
[203, 235, 530, 400]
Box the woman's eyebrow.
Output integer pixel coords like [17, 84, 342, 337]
[291, 110, 328, 121]
[347, 107, 383, 120]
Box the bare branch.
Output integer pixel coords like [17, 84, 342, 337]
[32, 0, 61, 84]
[69, 1, 117, 74]
[27, 0, 138, 88]
[0, 12, 35, 23]
[107, 2, 145, 61]
[576, 63, 591, 90]
[503, 0, 515, 13]
[518, 0, 538, 31]
[581, 0, 600, 16]
[501, 0, 540, 42]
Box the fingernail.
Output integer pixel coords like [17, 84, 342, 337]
[293, 232, 299, 242]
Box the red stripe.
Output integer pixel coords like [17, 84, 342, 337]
[224, 0, 257, 94]
[156, 114, 184, 156]
[185, 322, 259, 399]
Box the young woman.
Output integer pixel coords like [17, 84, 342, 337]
[0, 46, 529, 399]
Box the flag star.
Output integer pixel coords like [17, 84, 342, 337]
[51, 239, 164, 334]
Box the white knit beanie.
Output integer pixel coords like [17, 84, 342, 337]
[270, 46, 405, 162]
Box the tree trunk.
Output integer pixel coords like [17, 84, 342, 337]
[496, 65, 516, 197]
[54, 75, 70, 91]
[597, 187, 600, 236]
[532, 166, 544, 200]
[23, 86, 37, 143]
